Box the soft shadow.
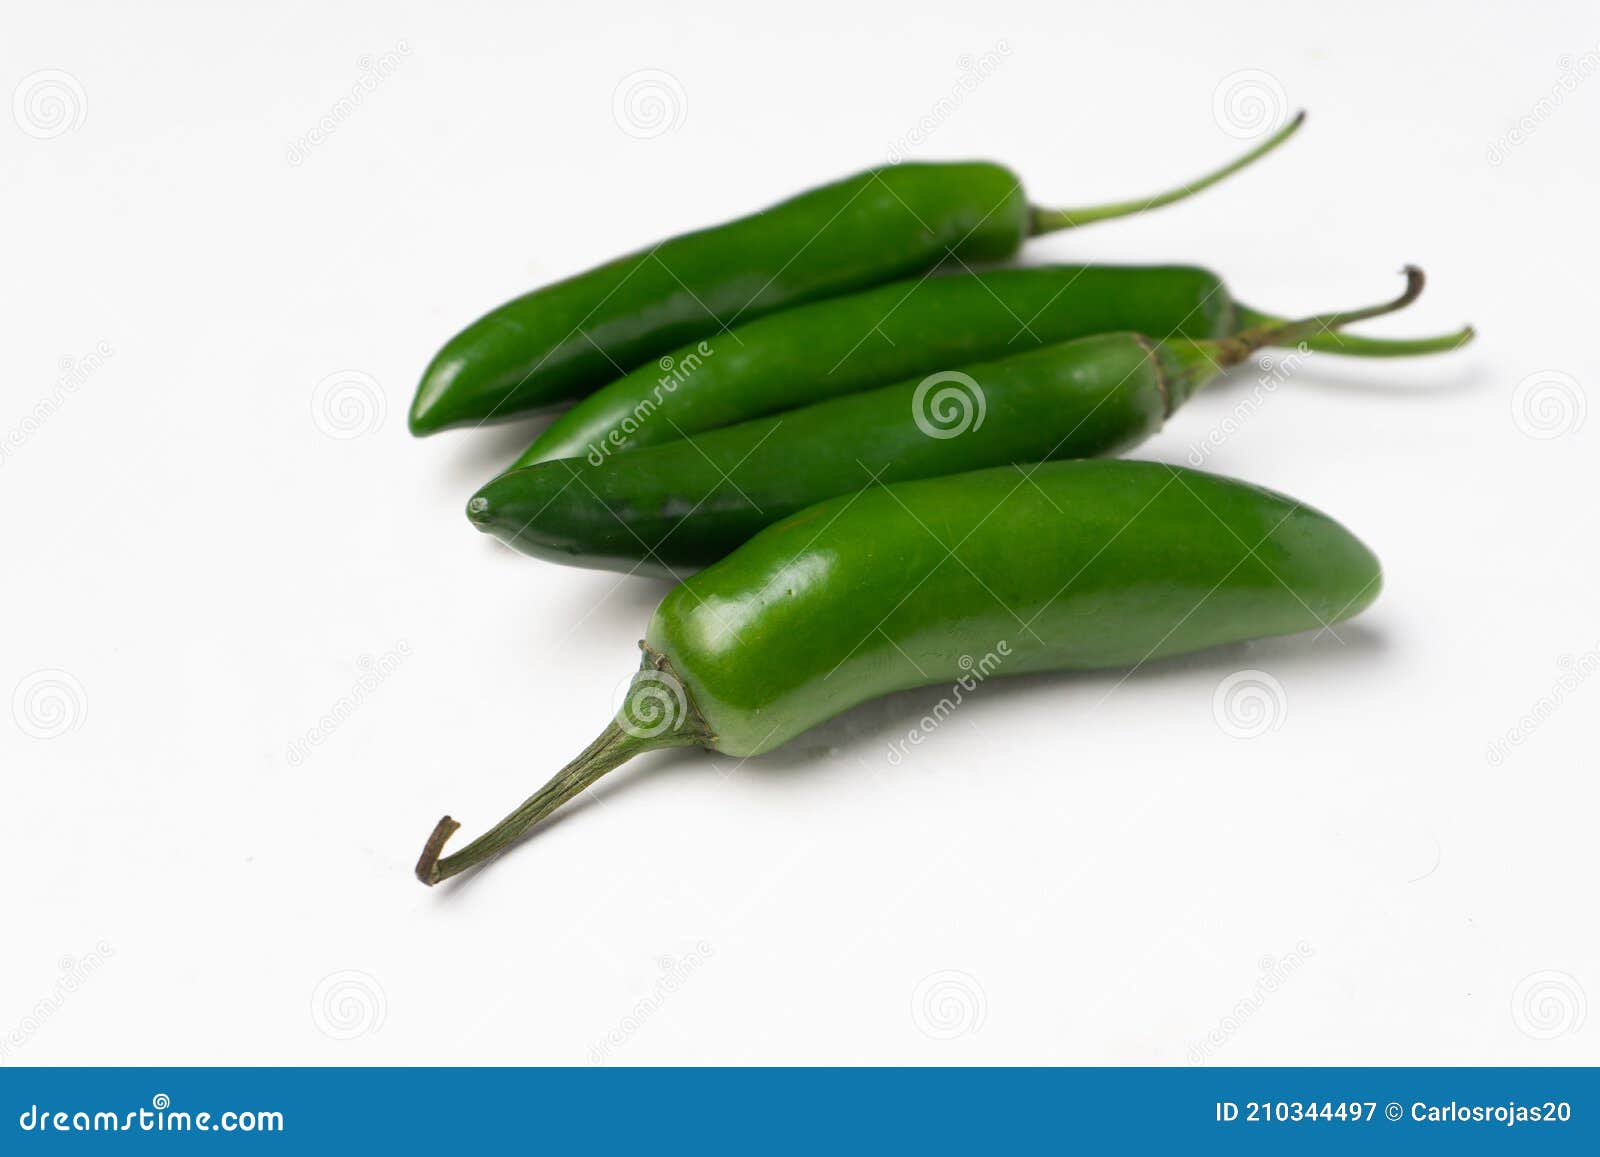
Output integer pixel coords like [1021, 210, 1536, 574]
[1205, 358, 1491, 402]
[556, 568, 680, 621]
[748, 622, 1388, 774]
[439, 411, 564, 491]
[469, 535, 679, 616]
[427, 624, 1386, 894]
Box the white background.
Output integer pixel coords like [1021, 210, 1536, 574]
[3, 0, 1595, 1066]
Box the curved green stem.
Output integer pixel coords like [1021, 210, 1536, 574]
[416, 723, 690, 885]
[1234, 304, 1474, 357]
[1214, 265, 1428, 368]
[1158, 267, 1443, 411]
[416, 648, 712, 886]
[1030, 111, 1306, 235]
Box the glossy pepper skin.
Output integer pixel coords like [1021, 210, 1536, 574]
[411, 163, 1028, 434]
[469, 269, 1441, 577]
[647, 460, 1382, 755]
[514, 265, 1473, 468]
[409, 118, 1314, 435]
[513, 265, 1228, 467]
[473, 333, 1173, 575]
[417, 459, 1382, 883]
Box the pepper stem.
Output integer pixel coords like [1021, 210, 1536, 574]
[1233, 305, 1474, 358]
[415, 648, 712, 886]
[1156, 267, 1439, 413]
[1030, 111, 1305, 235]
[1214, 265, 1428, 368]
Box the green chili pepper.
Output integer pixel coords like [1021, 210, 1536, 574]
[512, 264, 1472, 468]
[409, 116, 1310, 435]
[468, 270, 1429, 576]
[418, 457, 1381, 884]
